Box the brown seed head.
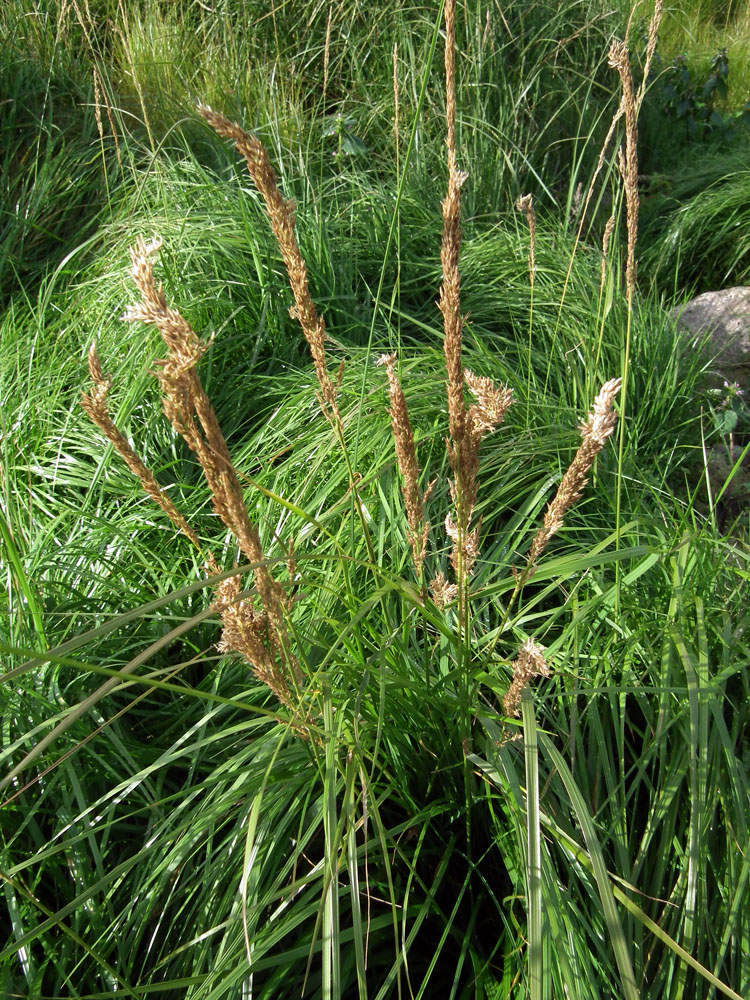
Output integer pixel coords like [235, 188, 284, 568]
[378, 353, 430, 573]
[503, 638, 549, 717]
[521, 378, 621, 581]
[197, 104, 339, 422]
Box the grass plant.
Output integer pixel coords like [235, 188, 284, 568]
[640, 146, 750, 293]
[1, 1, 749, 999]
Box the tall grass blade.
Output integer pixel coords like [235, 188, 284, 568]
[539, 733, 639, 1000]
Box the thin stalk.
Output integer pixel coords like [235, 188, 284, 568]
[521, 687, 544, 1000]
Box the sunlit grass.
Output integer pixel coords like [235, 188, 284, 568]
[1, 1, 749, 998]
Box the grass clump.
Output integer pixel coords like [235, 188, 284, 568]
[2, 2, 749, 999]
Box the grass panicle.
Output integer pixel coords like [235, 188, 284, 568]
[377, 352, 432, 576]
[114, 236, 300, 695]
[516, 193, 537, 288]
[213, 575, 302, 719]
[518, 376, 622, 586]
[438, 0, 512, 591]
[5, 0, 749, 996]
[608, 41, 640, 299]
[80, 343, 213, 567]
[197, 103, 340, 426]
[600, 213, 616, 292]
[503, 638, 549, 719]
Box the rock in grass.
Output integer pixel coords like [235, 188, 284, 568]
[671, 286, 750, 383]
[672, 287, 750, 529]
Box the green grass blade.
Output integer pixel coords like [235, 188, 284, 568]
[539, 733, 640, 1000]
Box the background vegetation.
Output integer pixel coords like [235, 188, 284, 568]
[1, 0, 749, 997]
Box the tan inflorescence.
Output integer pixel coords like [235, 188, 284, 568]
[213, 575, 294, 710]
[515, 193, 536, 287]
[196, 103, 340, 427]
[377, 353, 433, 575]
[503, 639, 550, 718]
[81, 342, 214, 568]
[437, 0, 513, 596]
[80, 0, 631, 751]
[83, 237, 303, 713]
[518, 377, 622, 586]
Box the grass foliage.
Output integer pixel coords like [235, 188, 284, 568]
[2, 1, 749, 998]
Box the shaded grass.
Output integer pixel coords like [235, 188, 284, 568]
[640, 145, 750, 293]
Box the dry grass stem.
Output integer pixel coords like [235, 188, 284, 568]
[519, 377, 621, 584]
[92, 66, 121, 166]
[439, 0, 471, 583]
[575, 107, 623, 245]
[323, 4, 332, 104]
[378, 353, 431, 574]
[121, 236, 301, 691]
[515, 194, 536, 287]
[439, 0, 464, 452]
[443, 0, 457, 173]
[197, 104, 340, 425]
[393, 42, 400, 162]
[636, 0, 663, 107]
[81, 343, 215, 570]
[503, 638, 549, 717]
[573, 2, 661, 275]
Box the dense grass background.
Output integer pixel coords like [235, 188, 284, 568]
[1, 0, 749, 998]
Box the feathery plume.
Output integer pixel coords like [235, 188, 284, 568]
[465, 370, 513, 446]
[608, 41, 639, 299]
[438, 0, 512, 588]
[515, 194, 536, 287]
[439, 0, 467, 450]
[439, 0, 472, 585]
[214, 577, 292, 707]
[600, 214, 616, 292]
[637, 0, 663, 108]
[430, 571, 458, 610]
[446, 370, 513, 580]
[440, 163, 469, 450]
[519, 378, 621, 584]
[121, 236, 301, 689]
[572, 3, 661, 279]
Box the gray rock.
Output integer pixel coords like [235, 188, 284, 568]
[671, 286, 750, 377]
[672, 288, 750, 532]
